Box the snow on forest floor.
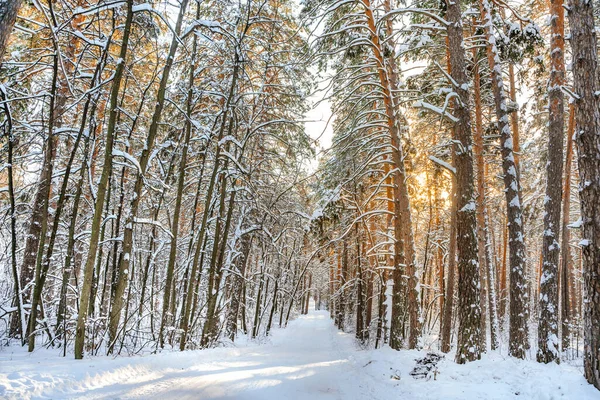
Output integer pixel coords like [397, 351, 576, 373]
[1, 310, 599, 400]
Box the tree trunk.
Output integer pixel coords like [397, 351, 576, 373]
[537, 0, 566, 364]
[2, 88, 25, 344]
[441, 181, 457, 353]
[508, 64, 520, 169]
[0, 0, 23, 61]
[304, 273, 312, 315]
[567, 0, 600, 388]
[560, 106, 575, 350]
[446, 0, 482, 363]
[329, 253, 335, 319]
[338, 240, 348, 331]
[252, 271, 264, 339]
[266, 278, 279, 335]
[365, 266, 373, 340]
[356, 228, 364, 341]
[499, 219, 508, 325]
[27, 37, 59, 351]
[225, 234, 252, 342]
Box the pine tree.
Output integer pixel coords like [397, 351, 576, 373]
[567, 0, 600, 388]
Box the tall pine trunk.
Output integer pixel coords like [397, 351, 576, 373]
[446, 0, 482, 363]
[537, 0, 565, 364]
[567, 0, 600, 388]
[560, 106, 575, 350]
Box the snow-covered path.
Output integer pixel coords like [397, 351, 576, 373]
[113, 310, 370, 399]
[2, 309, 599, 399]
[0, 310, 376, 400]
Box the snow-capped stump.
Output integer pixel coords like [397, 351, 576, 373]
[409, 352, 444, 380]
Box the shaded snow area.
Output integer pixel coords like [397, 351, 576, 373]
[1, 310, 599, 399]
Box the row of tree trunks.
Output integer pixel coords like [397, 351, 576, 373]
[159, 0, 197, 348]
[440, 181, 457, 353]
[363, 0, 420, 350]
[27, 1, 91, 351]
[25, 4, 61, 348]
[478, 0, 529, 359]
[179, 50, 242, 348]
[110, 0, 189, 354]
[471, 19, 499, 352]
[225, 234, 253, 341]
[2, 78, 25, 344]
[74, 0, 134, 360]
[560, 106, 575, 350]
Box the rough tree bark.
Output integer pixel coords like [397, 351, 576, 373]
[567, 0, 600, 388]
[0, 0, 23, 61]
[445, 0, 482, 363]
[355, 227, 365, 341]
[537, 0, 565, 364]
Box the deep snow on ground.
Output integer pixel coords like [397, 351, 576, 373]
[1, 310, 599, 399]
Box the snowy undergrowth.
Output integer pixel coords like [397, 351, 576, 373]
[354, 346, 598, 399]
[1, 311, 598, 399]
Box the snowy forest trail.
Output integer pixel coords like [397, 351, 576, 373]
[2, 308, 599, 399]
[1, 310, 380, 400]
[114, 310, 372, 400]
